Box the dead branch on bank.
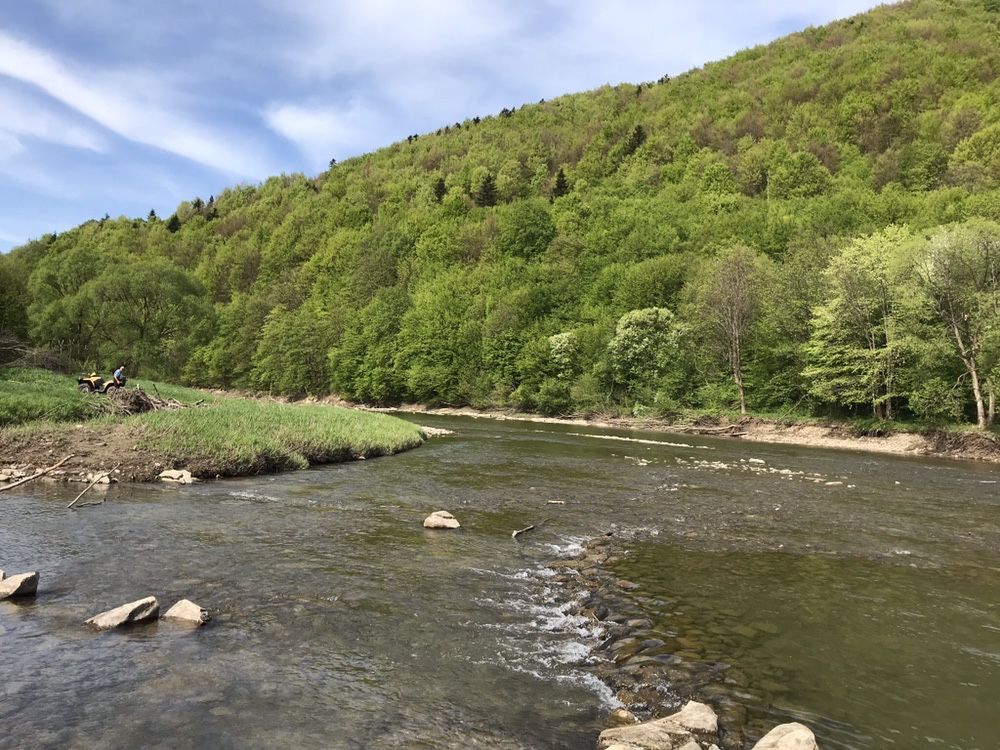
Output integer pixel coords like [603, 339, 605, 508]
[0, 454, 76, 494]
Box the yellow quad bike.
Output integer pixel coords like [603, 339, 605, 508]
[77, 372, 127, 394]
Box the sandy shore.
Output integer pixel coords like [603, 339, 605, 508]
[372, 404, 1000, 464]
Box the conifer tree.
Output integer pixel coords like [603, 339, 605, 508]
[552, 167, 570, 199]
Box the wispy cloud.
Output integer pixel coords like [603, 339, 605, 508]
[264, 100, 393, 166]
[0, 31, 271, 177]
[0, 87, 107, 153]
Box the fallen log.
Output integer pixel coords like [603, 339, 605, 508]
[67, 463, 121, 509]
[0, 454, 75, 494]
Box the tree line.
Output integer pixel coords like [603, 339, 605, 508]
[1, 0, 998, 429]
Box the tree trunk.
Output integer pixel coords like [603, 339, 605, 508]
[950, 324, 987, 429]
[731, 337, 746, 415]
[969, 363, 987, 429]
[988, 383, 996, 428]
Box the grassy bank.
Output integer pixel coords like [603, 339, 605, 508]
[0, 368, 425, 481]
[133, 400, 425, 475]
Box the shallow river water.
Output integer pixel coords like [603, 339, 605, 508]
[1, 416, 998, 749]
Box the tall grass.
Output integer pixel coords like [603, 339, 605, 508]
[131, 400, 424, 475]
[0, 368, 95, 426]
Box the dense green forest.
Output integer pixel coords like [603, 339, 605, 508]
[2, 0, 999, 427]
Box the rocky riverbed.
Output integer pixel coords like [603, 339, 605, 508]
[543, 532, 803, 749]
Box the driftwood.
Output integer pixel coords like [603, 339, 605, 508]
[67, 463, 121, 509]
[93, 387, 193, 417]
[0, 454, 75, 493]
[512, 517, 552, 540]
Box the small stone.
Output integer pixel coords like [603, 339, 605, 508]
[163, 599, 210, 625]
[423, 510, 460, 529]
[750, 723, 819, 750]
[86, 596, 160, 630]
[0, 572, 39, 599]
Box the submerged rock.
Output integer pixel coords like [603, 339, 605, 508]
[158, 469, 195, 484]
[86, 596, 160, 629]
[423, 510, 461, 529]
[598, 700, 719, 749]
[751, 723, 819, 749]
[163, 599, 210, 625]
[0, 571, 39, 599]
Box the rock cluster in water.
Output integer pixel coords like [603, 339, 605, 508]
[84, 595, 210, 630]
[596, 700, 819, 749]
[0, 567, 209, 630]
[542, 532, 822, 748]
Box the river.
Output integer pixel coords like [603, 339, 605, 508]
[1, 415, 998, 749]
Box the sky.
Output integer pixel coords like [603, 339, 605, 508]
[0, 0, 887, 252]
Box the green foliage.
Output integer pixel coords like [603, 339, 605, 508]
[607, 308, 682, 397]
[6, 0, 1000, 428]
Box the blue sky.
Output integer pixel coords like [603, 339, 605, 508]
[0, 0, 886, 251]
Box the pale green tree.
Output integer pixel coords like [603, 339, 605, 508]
[913, 220, 1000, 428]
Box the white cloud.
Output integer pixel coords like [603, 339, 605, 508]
[0, 31, 271, 177]
[0, 86, 107, 152]
[264, 100, 399, 167]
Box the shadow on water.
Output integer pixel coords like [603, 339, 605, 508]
[1, 414, 998, 749]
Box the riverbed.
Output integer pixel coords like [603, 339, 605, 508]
[2, 416, 998, 749]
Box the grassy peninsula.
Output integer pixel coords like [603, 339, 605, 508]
[0, 368, 425, 482]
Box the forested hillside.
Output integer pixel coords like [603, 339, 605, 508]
[3, 0, 999, 427]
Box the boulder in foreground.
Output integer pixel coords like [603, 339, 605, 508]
[86, 596, 160, 629]
[598, 701, 718, 750]
[423, 510, 461, 529]
[0, 571, 39, 599]
[163, 599, 210, 625]
[751, 723, 819, 750]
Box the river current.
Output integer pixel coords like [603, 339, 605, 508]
[1, 415, 998, 749]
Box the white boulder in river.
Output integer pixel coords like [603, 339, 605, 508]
[158, 469, 195, 484]
[751, 723, 820, 750]
[598, 700, 718, 749]
[0, 571, 39, 599]
[423, 510, 461, 529]
[163, 599, 210, 625]
[86, 596, 160, 629]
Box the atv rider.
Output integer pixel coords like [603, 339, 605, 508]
[113, 365, 127, 387]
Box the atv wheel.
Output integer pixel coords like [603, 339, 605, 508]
[78, 383, 94, 393]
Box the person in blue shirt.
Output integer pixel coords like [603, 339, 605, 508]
[113, 365, 126, 386]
